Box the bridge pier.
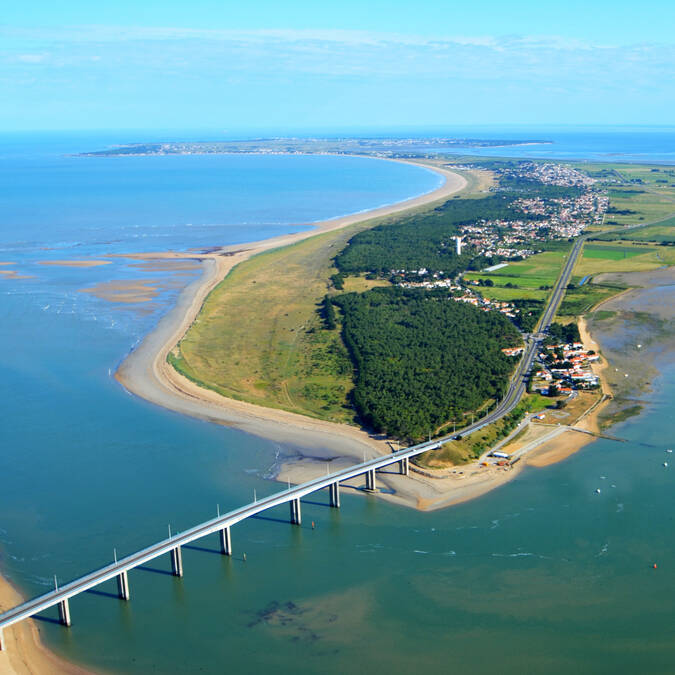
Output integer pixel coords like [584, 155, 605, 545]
[170, 546, 183, 577]
[58, 598, 71, 627]
[365, 469, 377, 491]
[399, 457, 409, 476]
[219, 526, 232, 556]
[329, 482, 340, 508]
[117, 570, 130, 601]
[290, 498, 302, 525]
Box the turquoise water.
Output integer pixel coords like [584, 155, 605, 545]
[1, 131, 675, 673]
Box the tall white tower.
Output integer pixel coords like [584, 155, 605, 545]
[453, 236, 463, 255]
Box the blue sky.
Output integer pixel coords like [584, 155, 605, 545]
[2, 1, 674, 131]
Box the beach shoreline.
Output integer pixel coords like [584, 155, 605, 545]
[114, 159, 471, 480]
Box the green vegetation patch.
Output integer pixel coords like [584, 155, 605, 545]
[416, 396, 538, 468]
[597, 216, 675, 244]
[559, 283, 626, 315]
[332, 287, 521, 441]
[582, 244, 644, 260]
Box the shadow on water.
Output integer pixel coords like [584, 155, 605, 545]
[183, 544, 221, 556]
[85, 588, 119, 600]
[299, 499, 331, 509]
[136, 565, 174, 577]
[251, 514, 291, 526]
[33, 615, 62, 625]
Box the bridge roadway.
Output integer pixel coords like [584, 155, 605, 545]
[0, 235, 588, 646]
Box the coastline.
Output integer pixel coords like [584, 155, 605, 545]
[3, 154, 672, 671]
[115, 160, 469, 475]
[0, 158, 465, 673]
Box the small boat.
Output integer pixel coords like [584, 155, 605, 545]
[667, 449, 673, 454]
[595, 488, 601, 494]
[664, 462, 669, 468]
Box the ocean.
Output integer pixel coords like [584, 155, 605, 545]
[1, 129, 674, 674]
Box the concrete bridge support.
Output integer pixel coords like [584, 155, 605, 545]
[117, 571, 130, 601]
[219, 526, 232, 556]
[290, 498, 302, 525]
[329, 482, 340, 508]
[399, 457, 409, 476]
[365, 469, 377, 492]
[58, 599, 71, 627]
[170, 546, 183, 577]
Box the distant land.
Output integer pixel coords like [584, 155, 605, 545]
[78, 137, 551, 158]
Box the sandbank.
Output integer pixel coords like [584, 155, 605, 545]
[79, 279, 160, 303]
[37, 260, 111, 268]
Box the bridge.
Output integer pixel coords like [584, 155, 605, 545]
[0, 235, 588, 651]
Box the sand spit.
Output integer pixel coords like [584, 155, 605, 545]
[0, 271, 33, 280]
[115, 162, 470, 507]
[115, 160, 673, 511]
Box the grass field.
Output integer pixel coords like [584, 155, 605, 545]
[463, 249, 569, 304]
[170, 226, 368, 423]
[572, 241, 675, 280]
[597, 215, 675, 244]
[169, 186, 481, 424]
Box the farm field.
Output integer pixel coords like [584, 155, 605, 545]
[463, 249, 569, 303]
[573, 241, 675, 279]
[597, 215, 675, 244]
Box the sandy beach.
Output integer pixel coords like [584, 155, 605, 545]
[0, 576, 92, 675]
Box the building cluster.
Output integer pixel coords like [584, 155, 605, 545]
[533, 342, 600, 395]
[460, 219, 541, 259]
[393, 161, 608, 323]
[514, 191, 609, 237]
[510, 162, 597, 188]
[459, 163, 609, 258]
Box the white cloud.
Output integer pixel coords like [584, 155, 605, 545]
[14, 53, 48, 63]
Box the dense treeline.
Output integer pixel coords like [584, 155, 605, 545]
[332, 287, 521, 440]
[510, 299, 545, 332]
[335, 195, 518, 277]
[546, 321, 581, 345]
